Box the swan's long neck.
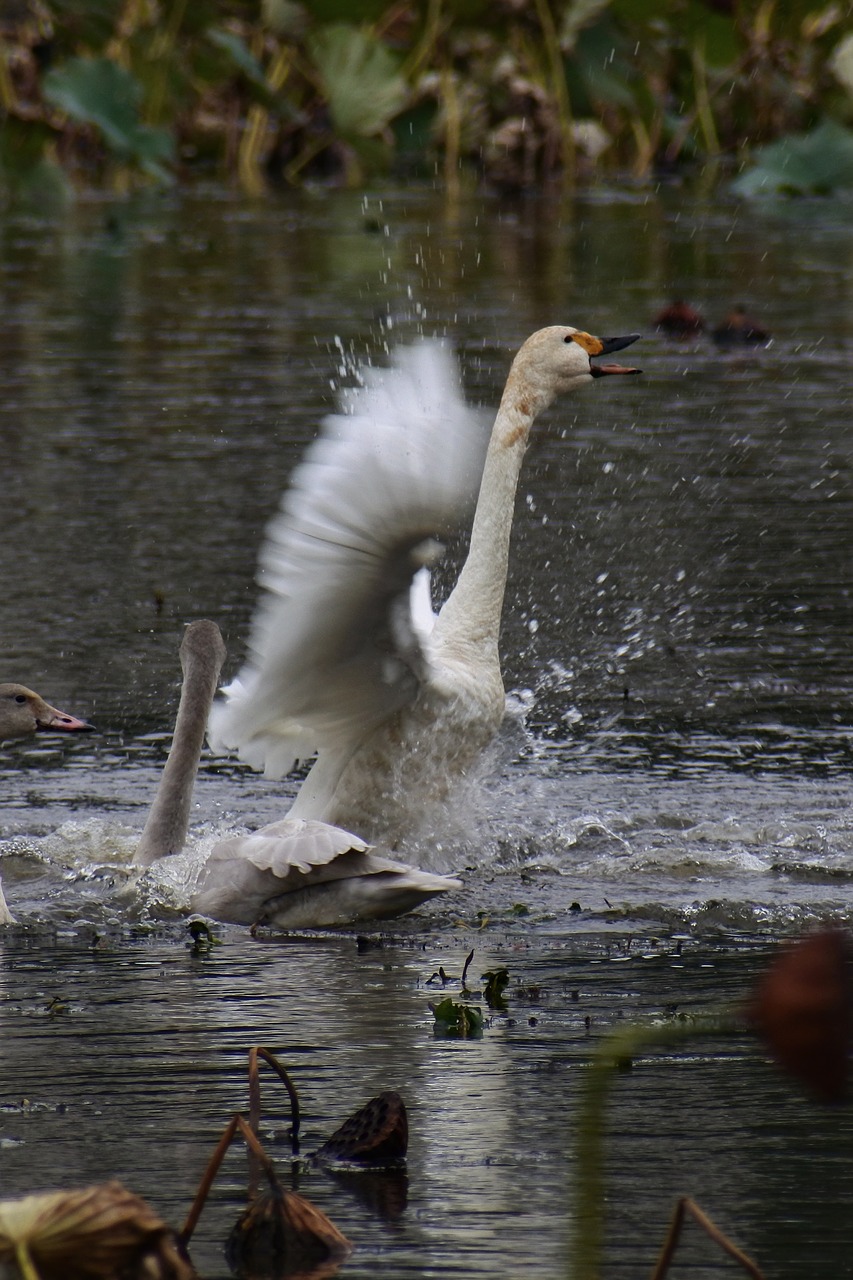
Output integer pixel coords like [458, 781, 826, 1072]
[134, 642, 223, 868]
[434, 365, 550, 659]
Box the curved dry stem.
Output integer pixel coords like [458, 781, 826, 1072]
[251, 1047, 301, 1153]
[181, 1112, 284, 1247]
[651, 1196, 767, 1279]
[234, 1114, 282, 1192]
[180, 1114, 241, 1244]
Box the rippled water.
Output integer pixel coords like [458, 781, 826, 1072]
[1, 930, 851, 1279]
[2, 185, 853, 1277]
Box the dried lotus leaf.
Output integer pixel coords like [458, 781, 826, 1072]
[0, 1181, 195, 1280]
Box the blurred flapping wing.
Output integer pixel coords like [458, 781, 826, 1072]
[209, 341, 487, 776]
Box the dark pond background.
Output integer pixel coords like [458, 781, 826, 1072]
[2, 183, 853, 1278]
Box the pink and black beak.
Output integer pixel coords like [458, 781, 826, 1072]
[36, 702, 94, 733]
[590, 332, 642, 377]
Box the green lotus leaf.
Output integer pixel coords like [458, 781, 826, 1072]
[207, 28, 269, 91]
[732, 118, 853, 196]
[44, 57, 142, 148]
[308, 24, 407, 139]
[43, 57, 174, 179]
[430, 997, 484, 1038]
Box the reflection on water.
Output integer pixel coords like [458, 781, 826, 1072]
[1, 929, 852, 1279]
[2, 185, 853, 1276]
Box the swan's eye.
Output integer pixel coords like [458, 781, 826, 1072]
[563, 335, 572, 343]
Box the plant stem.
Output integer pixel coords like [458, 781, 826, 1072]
[14, 1243, 42, 1280]
[441, 60, 460, 205]
[651, 1196, 767, 1279]
[532, 0, 575, 183]
[181, 1113, 241, 1244]
[0, 38, 16, 111]
[253, 1046, 301, 1151]
[402, 0, 444, 81]
[570, 1013, 738, 1280]
[692, 37, 720, 155]
[238, 45, 292, 195]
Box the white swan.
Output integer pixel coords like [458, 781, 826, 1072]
[134, 620, 461, 928]
[209, 326, 641, 847]
[0, 684, 93, 925]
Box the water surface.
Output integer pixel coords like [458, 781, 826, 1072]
[2, 184, 853, 1277]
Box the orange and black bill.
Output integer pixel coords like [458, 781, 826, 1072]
[591, 331, 641, 376]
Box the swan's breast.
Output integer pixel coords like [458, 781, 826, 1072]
[318, 657, 505, 845]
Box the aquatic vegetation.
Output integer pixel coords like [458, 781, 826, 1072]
[42, 56, 174, 181]
[652, 1197, 766, 1279]
[186, 919, 218, 954]
[430, 995, 485, 1037]
[247, 1044, 409, 1166]
[731, 117, 853, 196]
[747, 926, 851, 1105]
[225, 1176, 351, 1280]
[248, 1045, 302, 1154]
[1, 0, 851, 197]
[315, 1089, 408, 1164]
[308, 25, 407, 140]
[0, 1043, 416, 1279]
[182, 1110, 352, 1278]
[570, 927, 852, 1279]
[0, 1181, 194, 1280]
[481, 966, 510, 1009]
[187, 1046, 409, 1275]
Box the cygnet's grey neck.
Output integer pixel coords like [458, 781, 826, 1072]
[134, 621, 226, 868]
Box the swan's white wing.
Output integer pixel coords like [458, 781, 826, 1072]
[190, 816, 461, 926]
[409, 565, 438, 650]
[209, 341, 488, 777]
[0, 877, 14, 925]
[208, 817, 369, 876]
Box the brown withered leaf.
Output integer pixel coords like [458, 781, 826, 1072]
[0, 1180, 195, 1280]
[226, 1185, 351, 1279]
[315, 1090, 408, 1164]
[747, 927, 853, 1104]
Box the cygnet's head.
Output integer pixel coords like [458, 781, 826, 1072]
[179, 619, 227, 680]
[0, 684, 93, 741]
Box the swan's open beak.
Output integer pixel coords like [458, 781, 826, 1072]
[36, 704, 94, 733]
[590, 332, 642, 377]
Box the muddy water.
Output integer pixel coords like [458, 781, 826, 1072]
[2, 185, 853, 1276]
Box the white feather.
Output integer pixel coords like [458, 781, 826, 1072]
[208, 341, 488, 776]
[135, 622, 461, 928]
[208, 325, 635, 847]
[191, 817, 461, 928]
